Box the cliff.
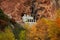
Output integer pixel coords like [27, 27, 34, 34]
[0, 0, 60, 24]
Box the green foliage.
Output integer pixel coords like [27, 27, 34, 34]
[0, 9, 26, 40]
[0, 24, 26, 40]
[0, 9, 10, 21]
[19, 30, 26, 40]
[0, 26, 15, 40]
[12, 22, 26, 40]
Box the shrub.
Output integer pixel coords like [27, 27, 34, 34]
[0, 26, 15, 40]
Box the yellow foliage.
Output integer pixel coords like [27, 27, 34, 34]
[0, 26, 15, 40]
[19, 30, 26, 40]
[55, 9, 60, 18]
[55, 9, 60, 27]
[34, 18, 60, 40]
[24, 17, 60, 40]
[24, 23, 30, 30]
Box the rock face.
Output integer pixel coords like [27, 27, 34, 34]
[0, 0, 58, 24]
[52, 0, 60, 9]
[34, 0, 56, 20]
[0, 0, 30, 24]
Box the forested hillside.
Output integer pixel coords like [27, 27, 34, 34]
[0, 0, 60, 40]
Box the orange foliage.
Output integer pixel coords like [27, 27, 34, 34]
[55, 18, 60, 27]
[26, 18, 60, 40]
[26, 18, 49, 40]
